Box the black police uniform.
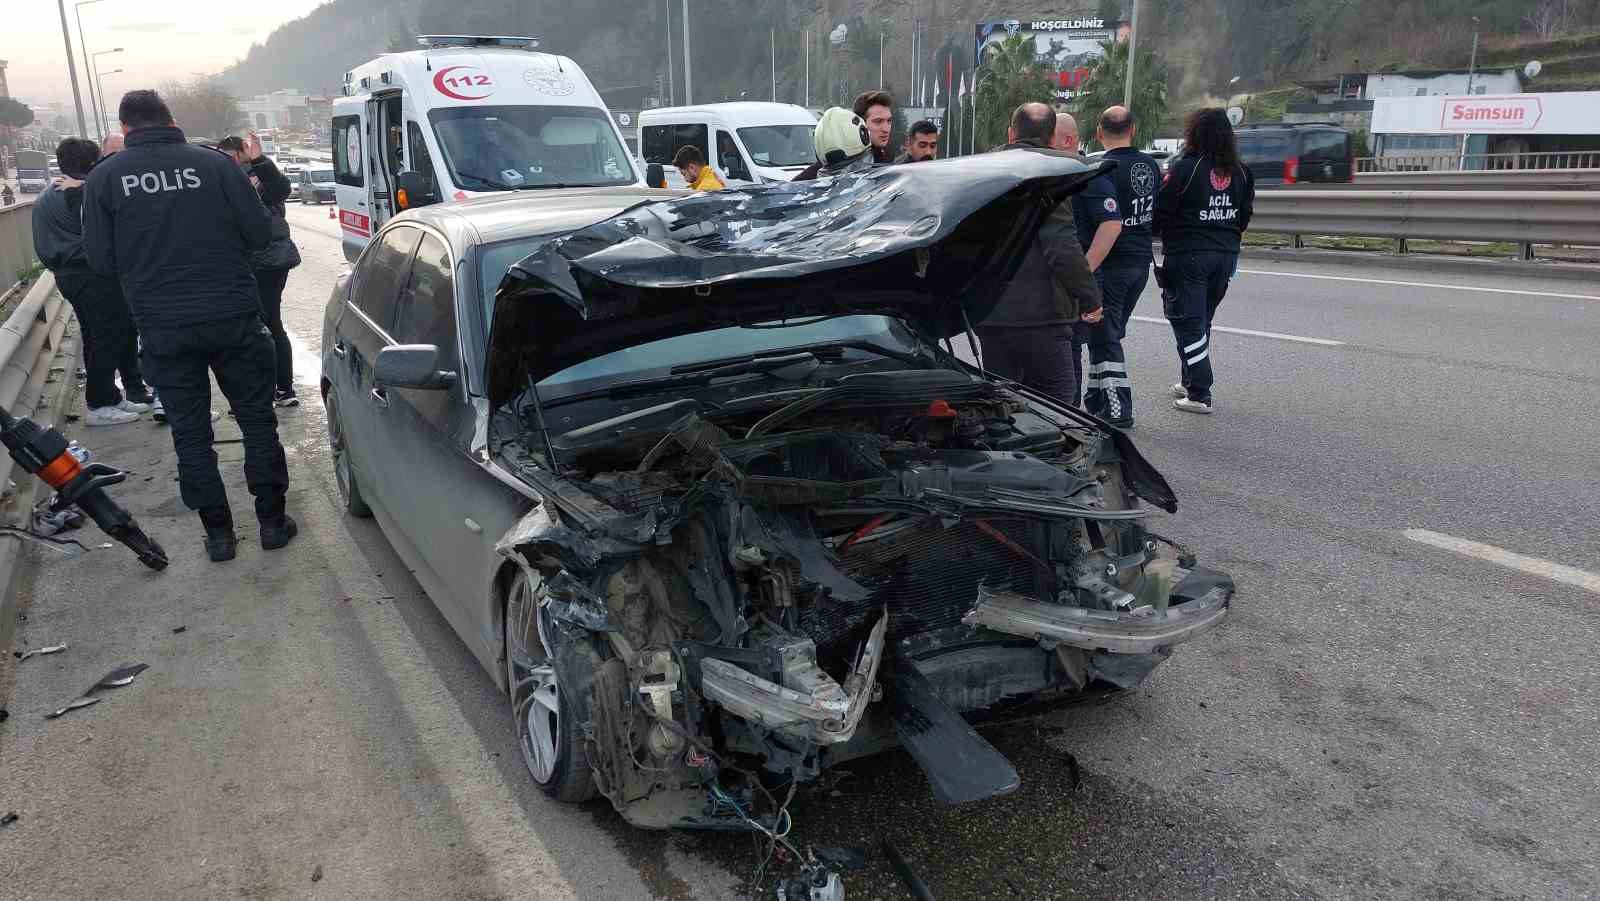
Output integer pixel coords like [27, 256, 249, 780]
[82, 125, 290, 532]
[1083, 146, 1161, 424]
[1152, 151, 1255, 405]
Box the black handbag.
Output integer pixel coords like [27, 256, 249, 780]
[252, 203, 302, 271]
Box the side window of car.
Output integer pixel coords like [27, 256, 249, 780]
[393, 234, 458, 374]
[333, 115, 363, 187]
[405, 122, 438, 198]
[642, 125, 673, 164]
[717, 131, 751, 181]
[353, 226, 422, 334]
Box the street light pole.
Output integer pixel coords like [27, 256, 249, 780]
[680, 0, 692, 105]
[96, 68, 123, 137]
[56, 0, 89, 136]
[76, 0, 111, 139]
[1461, 17, 1480, 171]
[1122, 0, 1140, 111]
[91, 49, 123, 140]
[663, 0, 674, 106]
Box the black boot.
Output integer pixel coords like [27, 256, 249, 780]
[199, 507, 237, 562]
[260, 514, 298, 551]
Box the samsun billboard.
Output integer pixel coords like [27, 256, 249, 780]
[975, 17, 1127, 99]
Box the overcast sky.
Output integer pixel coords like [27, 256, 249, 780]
[5, 0, 328, 109]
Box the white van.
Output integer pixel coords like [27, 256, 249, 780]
[331, 34, 641, 261]
[638, 102, 817, 187]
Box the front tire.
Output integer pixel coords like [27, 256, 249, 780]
[506, 570, 596, 802]
[324, 388, 373, 518]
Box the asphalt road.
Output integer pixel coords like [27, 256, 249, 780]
[2, 199, 1597, 900]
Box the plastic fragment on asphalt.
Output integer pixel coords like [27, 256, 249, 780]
[94, 663, 150, 689]
[45, 696, 101, 718]
[14, 643, 67, 661]
[883, 841, 936, 901]
[172, 626, 187, 634]
[44, 663, 149, 718]
[311, 865, 324, 882]
[0, 812, 18, 827]
[0, 707, 9, 722]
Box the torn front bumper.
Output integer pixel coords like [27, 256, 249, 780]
[962, 566, 1233, 654]
[700, 613, 888, 745]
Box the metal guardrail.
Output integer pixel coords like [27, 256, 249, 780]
[0, 271, 75, 502]
[1353, 169, 1600, 190]
[1358, 152, 1600, 173]
[1, 199, 37, 299]
[1251, 190, 1600, 260]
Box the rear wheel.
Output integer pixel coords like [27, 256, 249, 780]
[324, 389, 372, 518]
[505, 570, 596, 802]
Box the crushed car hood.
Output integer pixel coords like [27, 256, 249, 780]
[487, 149, 1112, 408]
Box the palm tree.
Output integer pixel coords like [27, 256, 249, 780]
[972, 34, 1057, 151]
[1071, 39, 1171, 150]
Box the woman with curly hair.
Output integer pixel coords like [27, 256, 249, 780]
[1153, 108, 1255, 414]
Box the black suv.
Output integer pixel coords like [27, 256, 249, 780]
[1235, 124, 1354, 185]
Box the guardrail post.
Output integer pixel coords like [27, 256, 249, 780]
[1392, 238, 1409, 255]
[1519, 242, 1536, 262]
[1291, 234, 1305, 249]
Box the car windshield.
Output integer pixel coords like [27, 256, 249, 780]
[1237, 132, 1293, 163]
[307, 169, 335, 182]
[737, 125, 817, 167]
[429, 105, 636, 191]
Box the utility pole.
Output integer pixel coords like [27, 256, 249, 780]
[76, 0, 111, 140]
[879, 30, 885, 90]
[1122, 0, 1140, 111]
[804, 28, 809, 108]
[56, 0, 89, 136]
[664, 0, 674, 106]
[1461, 17, 1479, 171]
[680, 0, 692, 105]
[771, 28, 776, 101]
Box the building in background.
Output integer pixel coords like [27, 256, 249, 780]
[1287, 68, 1525, 134]
[1370, 90, 1600, 169]
[241, 89, 311, 132]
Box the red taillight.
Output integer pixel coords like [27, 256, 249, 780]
[1347, 149, 1356, 182]
[1284, 155, 1299, 184]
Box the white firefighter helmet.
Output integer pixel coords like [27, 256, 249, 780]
[813, 107, 872, 170]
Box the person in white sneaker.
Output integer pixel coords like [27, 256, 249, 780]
[1151, 109, 1255, 415]
[32, 137, 153, 427]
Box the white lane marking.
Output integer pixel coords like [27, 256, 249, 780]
[1129, 316, 1346, 346]
[1237, 269, 1600, 302]
[1404, 529, 1600, 596]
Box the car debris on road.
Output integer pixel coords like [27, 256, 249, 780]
[43, 663, 149, 719]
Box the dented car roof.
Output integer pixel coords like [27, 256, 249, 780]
[487, 148, 1111, 406]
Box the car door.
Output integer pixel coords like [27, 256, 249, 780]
[334, 225, 422, 515]
[368, 230, 531, 665]
[716, 129, 755, 184]
[1299, 130, 1351, 183]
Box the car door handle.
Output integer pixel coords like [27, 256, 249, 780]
[370, 387, 389, 409]
[332, 340, 347, 359]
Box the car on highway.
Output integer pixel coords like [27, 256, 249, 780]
[299, 167, 337, 204]
[320, 151, 1233, 830]
[1235, 123, 1355, 185]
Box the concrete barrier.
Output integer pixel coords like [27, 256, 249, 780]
[0, 199, 37, 297]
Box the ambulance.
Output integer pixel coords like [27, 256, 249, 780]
[332, 35, 642, 261]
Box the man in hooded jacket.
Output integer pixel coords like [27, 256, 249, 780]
[32, 136, 152, 426]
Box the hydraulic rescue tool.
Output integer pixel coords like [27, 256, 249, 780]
[0, 409, 168, 570]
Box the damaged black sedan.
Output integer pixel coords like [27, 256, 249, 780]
[320, 149, 1232, 833]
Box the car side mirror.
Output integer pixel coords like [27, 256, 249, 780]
[645, 163, 666, 189]
[374, 344, 456, 391]
[395, 170, 439, 209]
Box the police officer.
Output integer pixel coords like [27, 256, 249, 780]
[1083, 106, 1161, 427]
[1153, 108, 1255, 414]
[1055, 112, 1120, 408]
[83, 89, 295, 561]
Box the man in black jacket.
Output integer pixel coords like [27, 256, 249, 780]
[974, 103, 1102, 405]
[83, 89, 295, 561]
[32, 136, 152, 426]
[219, 133, 302, 407]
